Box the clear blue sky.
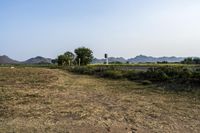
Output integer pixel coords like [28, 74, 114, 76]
[0, 0, 200, 60]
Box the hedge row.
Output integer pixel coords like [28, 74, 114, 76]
[66, 66, 200, 84]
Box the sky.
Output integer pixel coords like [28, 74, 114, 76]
[0, 0, 200, 61]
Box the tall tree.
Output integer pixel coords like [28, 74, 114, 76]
[51, 59, 58, 64]
[57, 51, 75, 66]
[57, 55, 65, 66]
[74, 47, 93, 66]
[181, 57, 200, 64]
[64, 51, 75, 65]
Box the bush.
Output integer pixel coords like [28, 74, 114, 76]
[191, 70, 200, 83]
[159, 67, 179, 78]
[124, 70, 146, 81]
[68, 66, 95, 75]
[140, 80, 152, 85]
[67, 65, 200, 86]
[102, 70, 124, 79]
[178, 68, 192, 80]
[124, 70, 137, 80]
[146, 68, 169, 81]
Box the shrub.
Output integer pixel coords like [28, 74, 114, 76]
[124, 70, 137, 80]
[67, 65, 200, 86]
[146, 68, 169, 81]
[68, 66, 95, 75]
[102, 70, 124, 79]
[124, 70, 146, 80]
[178, 68, 192, 80]
[159, 67, 179, 78]
[191, 70, 200, 83]
[140, 80, 152, 85]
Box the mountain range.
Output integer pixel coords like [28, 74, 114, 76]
[92, 55, 185, 64]
[0, 55, 52, 64]
[23, 56, 52, 64]
[0, 55, 19, 64]
[0, 55, 185, 64]
[127, 55, 184, 63]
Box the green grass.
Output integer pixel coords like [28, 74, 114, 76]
[89, 63, 198, 67]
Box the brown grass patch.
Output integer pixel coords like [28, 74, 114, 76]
[0, 67, 200, 133]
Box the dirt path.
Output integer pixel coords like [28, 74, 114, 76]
[0, 68, 200, 133]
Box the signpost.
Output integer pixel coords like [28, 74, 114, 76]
[105, 54, 108, 65]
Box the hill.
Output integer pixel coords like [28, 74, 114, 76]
[0, 55, 186, 65]
[22, 56, 52, 64]
[92, 57, 127, 64]
[0, 55, 19, 64]
[128, 55, 184, 63]
[93, 55, 185, 64]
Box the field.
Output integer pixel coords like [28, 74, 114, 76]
[88, 63, 200, 72]
[0, 67, 200, 133]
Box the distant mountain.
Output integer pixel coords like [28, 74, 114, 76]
[92, 55, 185, 64]
[128, 55, 184, 63]
[128, 55, 155, 63]
[0, 54, 186, 65]
[0, 55, 19, 64]
[92, 57, 127, 64]
[109, 57, 127, 63]
[92, 58, 105, 64]
[22, 56, 52, 64]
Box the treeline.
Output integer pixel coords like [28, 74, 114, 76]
[67, 66, 200, 87]
[181, 57, 200, 64]
[52, 47, 93, 66]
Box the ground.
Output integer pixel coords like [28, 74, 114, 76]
[0, 67, 200, 133]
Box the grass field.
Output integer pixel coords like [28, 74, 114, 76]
[89, 63, 198, 67]
[0, 67, 200, 133]
[89, 63, 200, 72]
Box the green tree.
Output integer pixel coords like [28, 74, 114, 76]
[51, 59, 58, 64]
[57, 55, 65, 66]
[181, 57, 200, 64]
[57, 51, 75, 66]
[182, 58, 193, 64]
[74, 47, 93, 66]
[193, 58, 200, 64]
[64, 51, 75, 65]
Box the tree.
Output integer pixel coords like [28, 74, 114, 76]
[51, 59, 58, 64]
[64, 51, 75, 65]
[57, 51, 75, 66]
[74, 47, 93, 66]
[193, 58, 200, 64]
[181, 57, 200, 64]
[57, 55, 65, 66]
[181, 58, 193, 64]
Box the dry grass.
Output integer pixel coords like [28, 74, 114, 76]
[0, 67, 200, 133]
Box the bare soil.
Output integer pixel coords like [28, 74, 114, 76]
[0, 67, 200, 133]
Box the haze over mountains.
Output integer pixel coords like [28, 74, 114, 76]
[0, 55, 19, 64]
[0, 55, 186, 64]
[0, 54, 188, 65]
[128, 55, 184, 63]
[92, 55, 184, 64]
[0, 55, 187, 64]
[23, 56, 52, 64]
[0, 55, 52, 64]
